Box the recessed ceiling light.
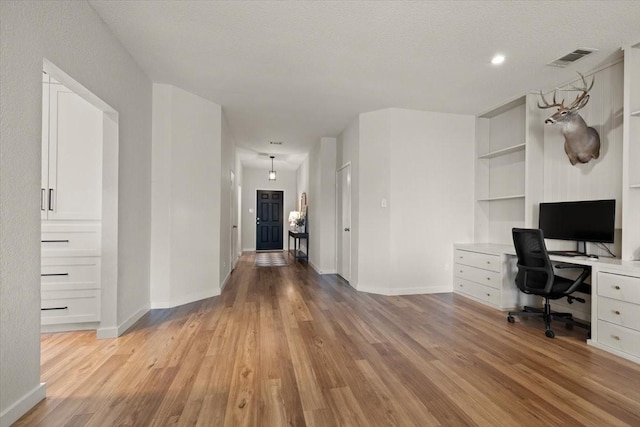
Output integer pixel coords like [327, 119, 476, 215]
[491, 54, 505, 65]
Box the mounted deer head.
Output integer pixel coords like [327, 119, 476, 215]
[538, 72, 600, 165]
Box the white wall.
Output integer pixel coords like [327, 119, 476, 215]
[0, 2, 152, 425]
[241, 167, 297, 252]
[150, 84, 223, 308]
[338, 108, 475, 295]
[307, 137, 337, 273]
[357, 111, 393, 291]
[388, 108, 475, 294]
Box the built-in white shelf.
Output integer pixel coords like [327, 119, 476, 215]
[478, 143, 526, 159]
[477, 194, 525, 202]
[630, 109, 640, 117]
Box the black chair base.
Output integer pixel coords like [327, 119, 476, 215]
[507, 301, 590, 338]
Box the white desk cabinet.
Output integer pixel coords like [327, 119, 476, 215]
[453, 244, 521, 311]
[592, 270, 640, 361]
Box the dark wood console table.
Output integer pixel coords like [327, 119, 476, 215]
[288, 230, 309, 262]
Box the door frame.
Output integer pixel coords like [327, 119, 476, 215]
[336, 163, 352, 282]
[255, 189, 285, 251]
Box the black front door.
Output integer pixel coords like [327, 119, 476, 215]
[256, 190, 283, 251]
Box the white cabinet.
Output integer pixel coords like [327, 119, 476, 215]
[593, 270, 640, 362]
[42, 76, 103, 220]
[41, 73, 103, 331]
[453, 244, 521, 311]
[41, 256, 101, 325]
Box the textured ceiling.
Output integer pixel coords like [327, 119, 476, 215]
[89, 0, 640, 170]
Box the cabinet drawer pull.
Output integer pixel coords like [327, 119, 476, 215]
[48, 189, 54, 211]
[41, 306, 68, 311]
[614, 310, 621, 315]
[41, 188, 45, 211]
[41, 240, 70, 243]
[486, 277, 491, 280]
[614, 285, 621, 290]
[41, 273, 69, 277]
[612, 335, 621, 341]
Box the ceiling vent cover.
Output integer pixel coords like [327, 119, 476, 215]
[547, 48, 597, 67]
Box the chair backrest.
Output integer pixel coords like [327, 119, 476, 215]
[512, 228, 555, 295]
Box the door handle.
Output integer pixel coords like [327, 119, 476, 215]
[344, 228, 350, 232]
[48, 189, 54, 211]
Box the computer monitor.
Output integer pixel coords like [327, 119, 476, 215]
[538, 199, 616, 253]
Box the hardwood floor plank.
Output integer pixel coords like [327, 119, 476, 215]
[16, 253, 640, 426]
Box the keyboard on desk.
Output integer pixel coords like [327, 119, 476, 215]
[547, 251, 584, 257]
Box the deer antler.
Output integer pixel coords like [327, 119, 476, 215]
[537, 90, 565, 109]
[566, 72, 594, 111]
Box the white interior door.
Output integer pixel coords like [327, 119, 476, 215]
[337, 165, 351, 282]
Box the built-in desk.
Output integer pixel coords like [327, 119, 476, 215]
[454, 243, 640, 364]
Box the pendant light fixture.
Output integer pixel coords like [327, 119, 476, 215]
[268, 155, 277, 181]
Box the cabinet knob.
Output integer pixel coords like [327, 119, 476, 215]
[486, 293, 491, 297]
[486, 261, 490, 264]
[614, 285, 621, 290]
[614, 310, 621, 315]
[612, 335, 621, 341]
[486, 277, 491, 281]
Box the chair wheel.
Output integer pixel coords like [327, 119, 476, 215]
[545, 329, 555, 338]
[507, 315, 515, 323]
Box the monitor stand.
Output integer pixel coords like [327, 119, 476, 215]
[548, 241, 597, 258]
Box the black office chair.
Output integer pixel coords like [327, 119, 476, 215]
[507, 228, 591, 338]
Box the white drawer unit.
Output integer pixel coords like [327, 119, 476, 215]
[41, 257, 100, 292]
[453, 245, 519, 311]
[41, 289, 100, 325]
[40, 223, 101, 329]
[455, 278, 500, 306]
[593, 270, 640, 360]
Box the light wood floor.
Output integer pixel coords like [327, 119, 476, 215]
[17, 252, 640, 426]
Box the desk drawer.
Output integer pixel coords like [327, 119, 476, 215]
[41, 257, 100, 291]
[41, 289, 100, 325]
[41, 229, 99, 254]
[597, 297, 640, 332]
[598, 272, 640, 304]
[597, 320, 640, 358]
[455, 278, 500, 306]
[454, 250, 500, 273]
[455, 263, 501, 289]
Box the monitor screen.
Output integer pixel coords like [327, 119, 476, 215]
[538, 199, 616, 243]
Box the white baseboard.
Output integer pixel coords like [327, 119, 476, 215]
[220, 271, 232, 292]
[243, 247, 255, 253]
[42, 322, 99, 334]
[151, 288, 220, 310]
[355, 283, 452, 296]
[309, 261, 337, 275]
[96, 326, 118, 339]
[0, 382, 46, 427]
[117, 304, 150, 335]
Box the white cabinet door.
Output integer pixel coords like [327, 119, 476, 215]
[45, 82, 103, 220]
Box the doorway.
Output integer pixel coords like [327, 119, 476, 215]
[337, 164, 351, 282]
[256, 190, 284, 251]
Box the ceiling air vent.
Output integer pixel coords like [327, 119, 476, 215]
[547, 48, 597, 67]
